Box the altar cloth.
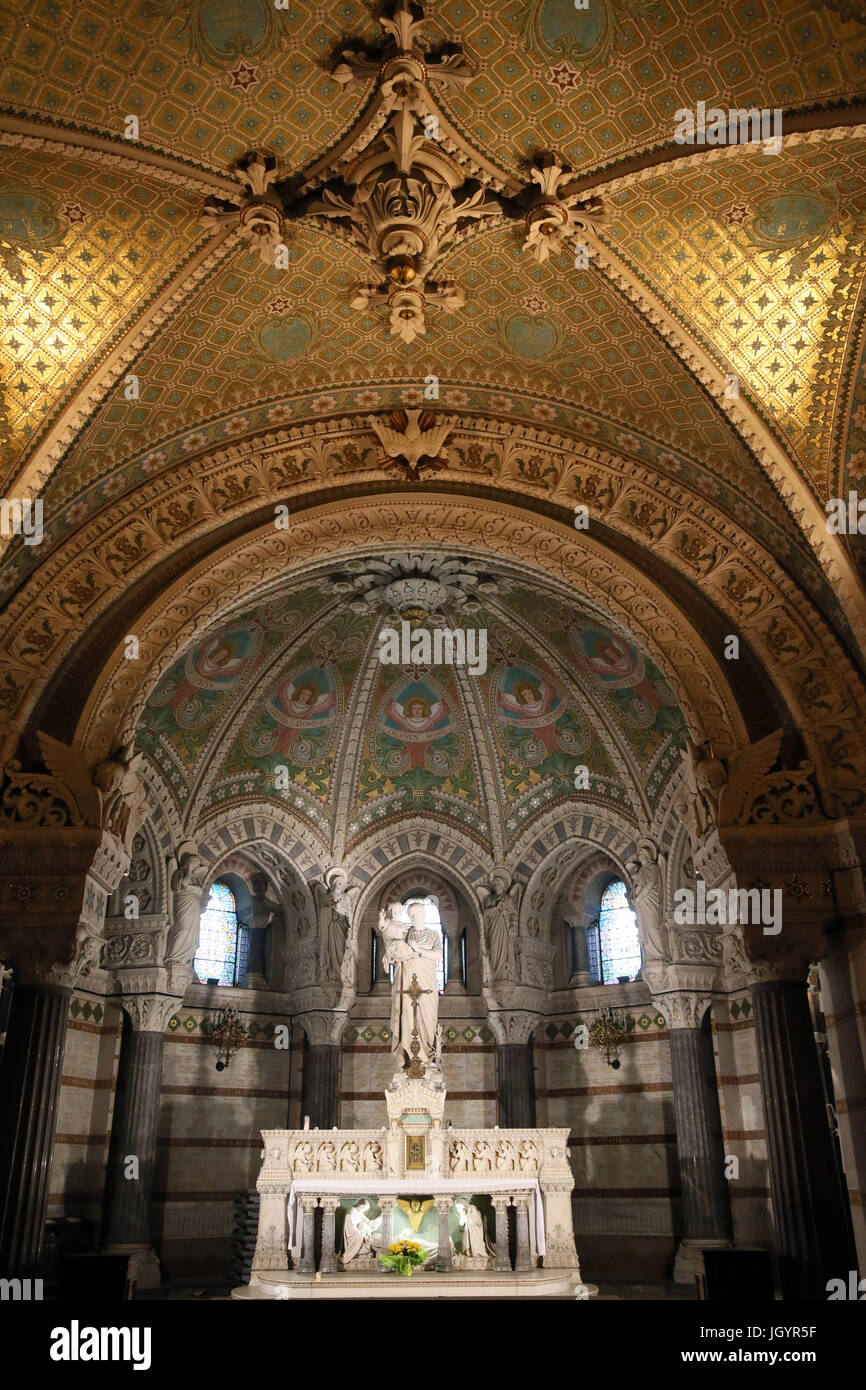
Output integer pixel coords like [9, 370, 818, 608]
[286, 1177, 545, 1256]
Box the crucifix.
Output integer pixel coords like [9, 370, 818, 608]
[401, 972, 432, 1078]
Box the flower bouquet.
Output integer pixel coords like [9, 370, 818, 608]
[377, 1239, 427, 1277]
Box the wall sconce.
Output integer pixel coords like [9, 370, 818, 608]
[588, 1005, 626, 1070]
[206, 1006, 248, 1072]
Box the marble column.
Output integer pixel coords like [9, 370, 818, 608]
[378, 1195, 397, 1269]
[444, 926, 466, 993]
[101, 997, 179, 1287]
[492, 1196, 511, 1271]
[494, 1010, 540, 1128]
[301, 1042, 340, 1129]
[297, 1196, 318, 1273]
[669, 1025, 733, 1242]
[434, 1196, 453, 1270]
[565, 915, 593, 987]
[319, 1195, 339, 1274]
[372, 928, 391, 994]
[752, 976, 856, 1299]
[513, 1192, 532, 1272]
[0, 982, 70, 1276]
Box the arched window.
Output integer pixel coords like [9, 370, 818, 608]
[594, 880, 641, 984]
[195, 881, 239, 986]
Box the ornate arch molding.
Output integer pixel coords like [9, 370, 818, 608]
[190, 801, 330, 882]
[376, 868, 459, 924]
[61, 497, 747, 760]
[351, 851, 485, 940]
[6, 456, 863, 795]
[342, 815, 493, 893]
[516, 824, 637, 944]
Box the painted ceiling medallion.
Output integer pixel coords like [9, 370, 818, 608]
[200, 0, 606, 341]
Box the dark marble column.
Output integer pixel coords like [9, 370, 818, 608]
[0, 983, 70, 1276]
[101, 1024, 165, 1250]
[513, 1193, 532, 1271]
[752, 978, 856, 1299]
[669, 1027, 733, 1241]
[319, 1196, 339, 1273]
[297, 1197, 318, 1273]
[301, 1042, 340, 1128]
[497, 1043, 536, 1128]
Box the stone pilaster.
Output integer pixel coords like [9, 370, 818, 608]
[434, 1195, 453, 1270]
[319, 1195, 339, 1273]
[513, 1192, 532, 1272]
[564, 914, 593, 987]
[492, 1196, 510, 1271]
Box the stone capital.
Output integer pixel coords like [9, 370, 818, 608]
[119, 990, 184, 1034]
[295, 1009, 349, 1047]
[487, 1009, 541, 1045]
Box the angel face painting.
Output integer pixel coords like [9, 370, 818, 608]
[376, 678, 460, 774]
[148, 628, 256, 731]
[493, 662, 585, 769]
[577, 628, 679, 730]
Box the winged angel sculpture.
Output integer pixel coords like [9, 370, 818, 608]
[32, 731, 149, 851]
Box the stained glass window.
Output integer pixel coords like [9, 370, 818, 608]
[194, 881, 239, 987]
[598, 880, 641, 984]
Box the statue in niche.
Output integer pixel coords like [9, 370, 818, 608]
[164, 848, 208, 968]
[676, 738, 727, 846]
[341, 1198, 382, 1264]
[362, 1141, 383, 1172]
[312, 879, 348, 984]
[454, 1199, 493, 1258]
[518, 1139, 538, 1171]
[477, 869, 520, 982]
[626, 838, 670, 963]
[449, 1139, 470, 1172]
[376, 900, 441, 1072]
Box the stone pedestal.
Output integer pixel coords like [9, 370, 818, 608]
[752, 978, 856, 1299]
[0, 983, 70, 1275]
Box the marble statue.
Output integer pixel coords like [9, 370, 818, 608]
[454, 1198, 492, 1258]
[626, 838, 670, 962]
[376, 900, 441, 1071]
[164, 849, 208, 968]
[313, 879, 348, 984]
[477, 869, 520, 982]
[341, 1198, 382, 1263]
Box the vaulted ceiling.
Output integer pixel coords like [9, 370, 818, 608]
[3, 0, 866, 824]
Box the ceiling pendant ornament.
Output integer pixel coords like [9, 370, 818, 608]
[323, 553, 499, 620]
[198, 0, 607, 341]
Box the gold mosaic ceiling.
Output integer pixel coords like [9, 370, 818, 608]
[2, 0, 866, 640]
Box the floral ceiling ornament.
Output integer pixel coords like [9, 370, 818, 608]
[322, 552, 499, 620]
[196, 1, 606, 340]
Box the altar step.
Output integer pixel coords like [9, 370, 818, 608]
[233, 1270, 597, 1300]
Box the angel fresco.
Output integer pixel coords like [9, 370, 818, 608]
[579, 629, 678, 727]
[149, 629, 254, 729]
[376, 681, 459, 774]
[494, 664, 582, 767]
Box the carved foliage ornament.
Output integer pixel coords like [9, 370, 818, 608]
[199, 2, 605, 341]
